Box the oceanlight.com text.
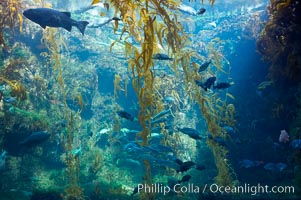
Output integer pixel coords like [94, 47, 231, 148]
[207, 183, 295, 196]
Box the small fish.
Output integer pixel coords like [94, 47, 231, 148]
[151, 109, 170, 121]
[198, 60, 211, 72]
[117, 158, 141, 167]
[178, 4, 197, 15]
[239, 159, 263, 169]
[257, 81, 273, 90]
[213, 82, 232, 90]
[98, 128, 112, 135]
[149, 133, 164, 144]
[177, 127, 202, 140]
[19, 131, 50, 147]
[88, 18, 112, 28]
[279, 130, 289, 143]
[208, 21, 217, 28]
[197, 8, 206, 15]
[153, 53, 173, 61]
[276, 163, 287, 172]
[23, 8, 89, 35]
[150, 144, 173, 153]
[290, 139, 301, 149]
[116, 110, 134, 121]
[264, 163, 276, 171]
[264, 162, 287, 172]
[179, 174, 191, 183]
[150, 132, 163, 139]
[3, 96, 17, 103]
[151, 117, 168, 125]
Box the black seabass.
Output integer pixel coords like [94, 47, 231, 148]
[23, 8, 89, 35]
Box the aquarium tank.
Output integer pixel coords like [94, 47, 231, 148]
[0, 0, 300, 199]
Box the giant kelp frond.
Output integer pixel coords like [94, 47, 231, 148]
[0, 0, 23, 33]
[108, 0, 235, 190]
[41, 28, 84, 199]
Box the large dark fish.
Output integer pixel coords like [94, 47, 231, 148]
[23, 8, 89, 35]
[153, 53, 173, 61]
[19, 131, 50, 147]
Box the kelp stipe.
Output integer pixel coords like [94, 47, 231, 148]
[41, 28, 84, 200]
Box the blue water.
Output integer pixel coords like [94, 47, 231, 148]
[0, 0, 300, 199]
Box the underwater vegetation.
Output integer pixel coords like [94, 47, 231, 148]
[6, 0, 301, 199]
[40, 26, 85, 199]
[256, 0, 301, 194]
[107, 0, 237, 196]
[0, 0, 23, 48]
[257, 0, 301, 83]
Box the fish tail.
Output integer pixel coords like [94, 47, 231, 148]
[77, 21, 89, 35]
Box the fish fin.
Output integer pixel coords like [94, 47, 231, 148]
[63, 23, 72, 32]
[61, 11, 71, 18]
[77, 21, 89, 35]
